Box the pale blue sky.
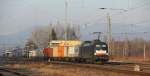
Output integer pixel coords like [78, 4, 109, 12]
[0, 0, 150, 47]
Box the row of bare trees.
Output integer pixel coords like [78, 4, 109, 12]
[110, 37, 150, 59]
[27, 23, 80, 49]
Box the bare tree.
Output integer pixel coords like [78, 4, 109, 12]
[51, 27, 57, 40]
[30, 26, 51, 48]
[25, 39, 38, 50]
[66, 25, 80, 40]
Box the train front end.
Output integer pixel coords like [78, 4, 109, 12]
[94, 42, 109, 62]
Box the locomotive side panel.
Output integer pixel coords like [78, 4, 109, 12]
[79, 45, 94, 58]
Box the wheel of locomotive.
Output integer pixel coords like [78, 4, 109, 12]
[85, 58, 93, 64]
[103, 60, 109, 64]
[80, 58, 83, 62]
[76, 58, 81, 63]
[99, 61, 104, 65]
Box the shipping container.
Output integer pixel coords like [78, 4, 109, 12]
[43, 48, 53, 57]
[64, 46, 68, 57]
[58, 46, 64, 57]
[52, 47, 58, 57]
[49, 40, 81, 58]
[68, 46, 80, 57]
[50, 42, 59, 57]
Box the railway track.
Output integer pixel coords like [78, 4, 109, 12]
[0, 68, 27, 76]
[1, 58, 150, 76]
[48, 61, 150, 76]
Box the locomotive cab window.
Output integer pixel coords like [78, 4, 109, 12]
[96, 45, 101, 50]
[83, 43, 92, 46]
[101, 45, 107, 50]
[96, 44, 107, 50]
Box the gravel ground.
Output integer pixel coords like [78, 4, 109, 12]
[1, 63, 141, 76]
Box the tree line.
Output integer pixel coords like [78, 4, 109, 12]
[26, 23, 80, 49]
[110, 37, 150, 59]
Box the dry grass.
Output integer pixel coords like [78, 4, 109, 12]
[4, 63, 139, 76]
[111, 56, 150, 63]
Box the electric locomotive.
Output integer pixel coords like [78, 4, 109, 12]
[79, 39, 109, 63]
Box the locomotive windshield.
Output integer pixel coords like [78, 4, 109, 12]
[95, 44, 107, 50]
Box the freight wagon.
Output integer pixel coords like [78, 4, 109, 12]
[43, 40, 109, 63]
[43, 40, 81, 61]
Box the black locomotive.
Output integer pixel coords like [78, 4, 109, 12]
[79, 39, 109, 63]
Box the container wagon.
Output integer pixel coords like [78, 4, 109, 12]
[48, 40, 81, 61]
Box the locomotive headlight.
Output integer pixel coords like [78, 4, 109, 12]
[95, 44, 108, 55]
[96, 50, 106, 53]
[106, 53, 109, 55]
[95, 50, 107, 55]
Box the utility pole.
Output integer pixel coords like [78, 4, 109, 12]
[124, 33, 128, 57]
[65, 0, 69, 56]
[144, 43, 146, 61]
[99, 8, 127, 56]
[107, 13, 112, 55]
[98, 8, 112, 55]
[65, 0, 69, 40]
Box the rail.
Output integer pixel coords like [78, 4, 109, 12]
[0, 68, 27, 76]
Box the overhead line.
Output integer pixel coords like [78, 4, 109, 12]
[131, 20, 150, 25]
[82, 1, 150, 34]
